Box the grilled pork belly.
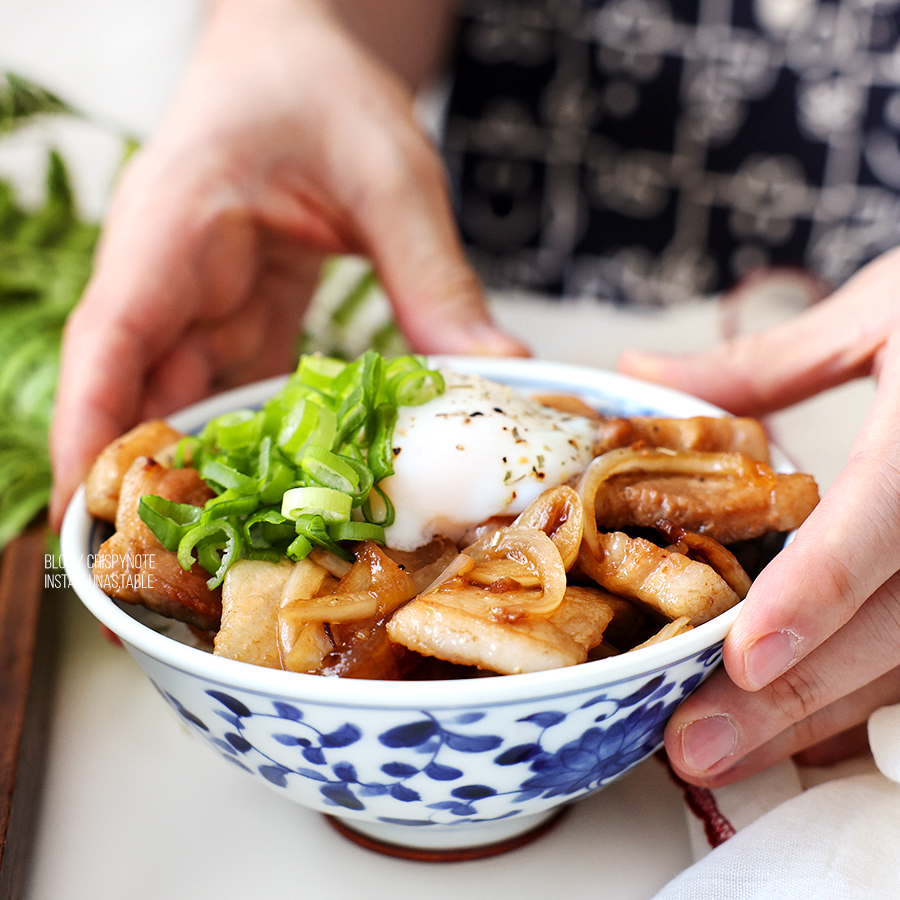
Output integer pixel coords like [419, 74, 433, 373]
[576, 531, 740, 626]
[85, 419, 185, 522]
[593, 416, 772, 463]
[93, 456, 221, 631]
[596, 470, 819, 544]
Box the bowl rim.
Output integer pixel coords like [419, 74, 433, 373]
[60, 356, 779, 708]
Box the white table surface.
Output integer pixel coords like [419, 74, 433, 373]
[22, 302, 874, 900]
[2, 3, 878, 898]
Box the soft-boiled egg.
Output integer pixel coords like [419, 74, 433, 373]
[381, 371, 598, 551]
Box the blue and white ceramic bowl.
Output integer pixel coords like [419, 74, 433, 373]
[61, 357, 791, 854]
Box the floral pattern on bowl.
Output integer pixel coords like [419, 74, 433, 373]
[127, 635, 723, 849]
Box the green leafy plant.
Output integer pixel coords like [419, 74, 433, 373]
[0, 73, 102, 550]
[0, 73, 78, 135]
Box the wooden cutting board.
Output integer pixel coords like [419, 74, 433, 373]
[0, 524, 57, 900]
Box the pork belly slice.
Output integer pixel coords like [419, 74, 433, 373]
[386, 592, 586, 674]
[595, 470, 819, 544]
[576, 532, 740, 626]
[386, 584, 618, 675]
[545, 585, 617, 652]
[214, 558, 294, 668]
[593, 416, 771, 463]
[85, 419, 185, 521]
[93, 456, 221, 631]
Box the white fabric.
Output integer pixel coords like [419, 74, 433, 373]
[654, 704, 900, 899]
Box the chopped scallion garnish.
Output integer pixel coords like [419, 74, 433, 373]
[137, 350, 444, 582]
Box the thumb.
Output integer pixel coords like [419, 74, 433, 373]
[617, 250, 900, 415]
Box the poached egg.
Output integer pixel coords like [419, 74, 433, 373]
[381, 371, 598, 551]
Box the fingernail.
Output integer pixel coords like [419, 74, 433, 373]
[617, 350, 671, 380]
[466, 324, 530, 357]
[744, 630, 799, 691]
[680, 714, 738, 774]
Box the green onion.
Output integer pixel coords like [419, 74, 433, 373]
[295, 354, 346, 389]
[137, 496, 202, 552]
[243, 507, 295, 550]
[330, 520, 385, 543]
[201, 490, 259, 521]
[390, 367, 445, 407]
[367, 404, 399, 482]
[291, 513, 350, 560]
[199, 458, 259, 494]
[177, 520, 242, 590]
[361, 484, 395, 527]
[286, 533, 314, 561]
[278, 397, 326, 457]
[138, 350, 445, 582]
[203, 409, 262, 451]
[282, 485, 352, 523]
[172, 435, 199, 468]
[300, 445, 360, 493]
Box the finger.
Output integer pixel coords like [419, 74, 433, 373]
[792, 721, 870, 768]
[664, 568, 900, 786]
[336, 113, 529, 357]
[722, 334, 900, 692]
[670, 675, 892, 788]
[617, 245, 900, 416]
[49, 309, 148, 531]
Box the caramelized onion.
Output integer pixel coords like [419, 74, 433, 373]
[308, 547, 354, 579]
[338, 542, 418, 616]
[464, 526, 568, 615]
[278, 558, 333, 668]
[281, 558, 332, 606]
[656, 521, 752, 600]
[513, 485, 584, 571]
[631, 616, 693, 650]
[577, 447, 776, 557]
[421, 552, 476, 594]
[282, 622, 332, 672]
[383, 538, 459, 594]
[281, 592, 379, 624]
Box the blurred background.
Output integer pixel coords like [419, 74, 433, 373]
[0, 0, 877, 554]
[3, 0, 198, 149]
[0, 3, 197, 551]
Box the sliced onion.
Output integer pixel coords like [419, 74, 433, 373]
[281, 557, 332, 607]
[630, 616, 693, 651]
[466, 558, 538, 588]
[464, 526, 567, 616]
[657, 521, 752, 600]
[421, 552, 476, 595]
[331, 541, 418, 616]
[281, 591, 378, 623]
[282, 622, 332, 672]
[308, 547, 354, 578]
[278, 558, 334, 666]
[513, 485, 584, 571]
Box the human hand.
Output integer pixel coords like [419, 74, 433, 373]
[49, 0, 527, 531]
[618, 246, 900, 786]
